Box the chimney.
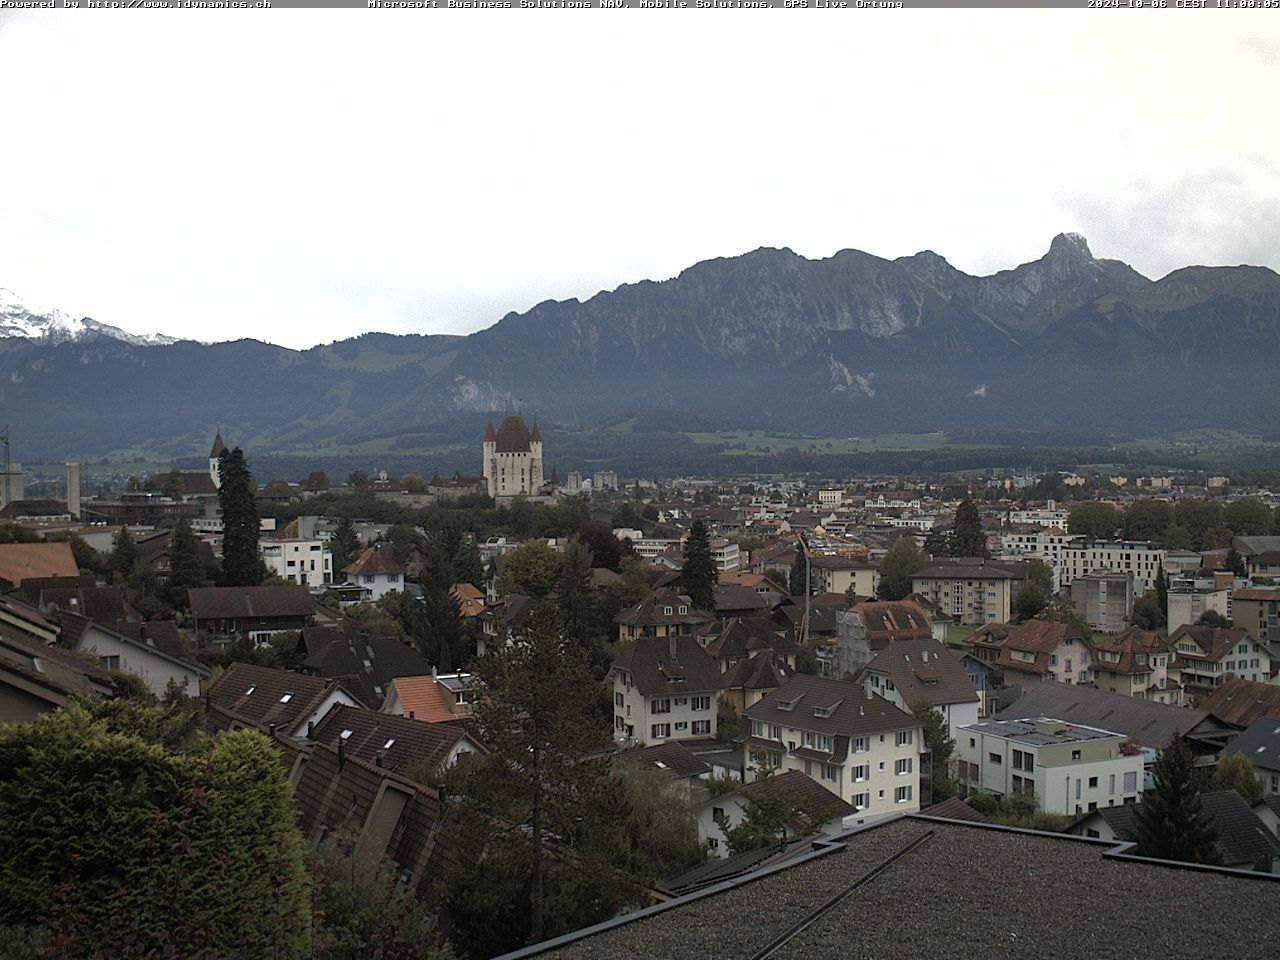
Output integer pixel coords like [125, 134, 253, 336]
[408, 710, 415, 720]
[669, 633, 678, 662]
[306, 721, 314, 738]
[337, 739, 346, 770]
[375, 750, 384, 768]
[268, 723, 276, 739]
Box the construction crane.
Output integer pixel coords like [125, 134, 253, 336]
[0, 425, 9, 509]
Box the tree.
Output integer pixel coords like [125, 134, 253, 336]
[716, 773, 798, 855]
[1134, 734, 1220, 865]
[217, 447, 264, 587]
[450, 534, 485, 589]
[1225, 546, 1246, 578]
[110, 526, 139, 586]
[166, 514, 207, 606]
[437, 607, 633, 955]
[1068, 502, 1120, 539]
[1224, 498, 1273, 537]
[1014, 558, 1055, 622]
[788, 547, 808, 597]
[911, 701, 956, 804]
[877, 536, 924, 601]
[680, 519, 717, 613]
[1163, 523, 1194, 550]
[1172, 498, 1223, 551]
[1130, 590, 1166, 631]
[575, 520, 623, 573]
[1123, 499, 1173, 542]
[0, 702, 311, 957]
[794, 646, 819, 675]
[949, 499, 987, 558]
[493, 539, 560, 599]
[556, 540, 601, 667]
[331, 514, 361, 574]
[1209, 752, 1263, 805]
[1041, 595, 1091, 638]
[1195, 609, 1230, 628]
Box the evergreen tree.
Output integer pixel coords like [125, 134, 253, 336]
[788, 546, 808, 596]
[111, 526, 139, 586]
[330, 514, 361, 574]
[1134, 734, 1220, 865]
[217, 447, 263, 587]
[680, 519, 717, 613]
[1224, 547, 1246, 578]
[910, 702, 956, 804]
[877, 536, 924, 601]
[450, 533, 486, 589]
[950, 498, 987, 558]
[556, 540, 598, 656]
[166, 514, 206, 607]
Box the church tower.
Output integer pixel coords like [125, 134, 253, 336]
[209, 428, 227, 490]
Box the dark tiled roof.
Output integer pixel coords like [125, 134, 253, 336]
[996, 682, 1215, 748]
[1091, 627, 1174, 676]
[299, 619, 401, 658]
[616, 589, 703, 627]
[206, 662, 346, 735]
[52, 611, 206, 676]
[494, 415, 533, 453]
[723, 653, 791, 692]
[341, 545, 406, 577]
[747, 769, 855, 829]
[308, 703, 474, 778]
[301, 631, 433, 708]
[1169, 625, 1255, 664]
[611, 636, 722, 698]
[113, 620, 192, 660]
[743, 676, 919, 754]
[0, 626, 115, 703]
[1222, 717, 1280, 774]
[704, 617, 795, 662]
[616, 741, 711, 781]
[712, 584, 771, 614]
[920, 797, 992, 824]
[37, 584, 128, 625]
[1201, 678, 1280, 729]
[188, 585, 316, 621]
[914, 561, 1020, 580]
[864, 639, 979, 708]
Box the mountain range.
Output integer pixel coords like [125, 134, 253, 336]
[4, 234, 1279, 467]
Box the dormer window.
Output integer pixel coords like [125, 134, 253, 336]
[664, 606, 673, 615]
[679, 605, 687, 614]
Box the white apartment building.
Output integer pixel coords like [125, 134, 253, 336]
[1058, 541, 1166, 595]
[817, 489, 845, 507]
[742, 676, 923, 825]
[956, 717, 1145, 816]
[710, 538, 741, 573]
[1008, 502, 1069, 528]
[610, 636, 721, 746]
[260, 538, 332, 587]
[1167, 576, 1230, 632]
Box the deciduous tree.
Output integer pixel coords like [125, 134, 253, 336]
[878, 536, 924, 601]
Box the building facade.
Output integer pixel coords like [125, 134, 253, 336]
[260, 538, 332, 587]
[482, 415, 544, 499]
[1070, 570, 1134, 634]
[1058, 541, 1165, 595]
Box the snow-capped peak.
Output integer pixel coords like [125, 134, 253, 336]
[0, 288, 178, 346]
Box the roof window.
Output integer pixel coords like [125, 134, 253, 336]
[383, 738, 396, 750]
[340, 729, 353, 740]
[280, 693, 293, 703]
[245, 685, 256, 696]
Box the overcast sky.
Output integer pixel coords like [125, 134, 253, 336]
[1, 13, 1276, 349]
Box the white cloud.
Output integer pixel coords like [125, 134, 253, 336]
[0, 12, 1275, 348]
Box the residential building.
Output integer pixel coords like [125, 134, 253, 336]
[306, 703, 482, 779]
[341, 545, 405, 602]
[995, 682, 1230, 787]
[298, 627, 434, 709]
[204, 662, 361, 736]
[1070, 569, 1134, 634]
[848, 600, 934, 650]
[1057, 540, 1165, 595]
[1220, 717, 1280, 798]
[610, 635, 721, 745]
[911, 560, 1021, 626]
[710, 538, 741, 573]
[1169, 625, 1272, 696]
[451, 582, 486, 620]
[0, 541, 78, 588]
[742, 675, 923, 822]
[1200, 677, 1280, 731]
[700, 616, 797, 674]
[1067, 791, 1280, 871]
[1233, 536, 1280, 580]
[482, 415, 544, 499]
[54, 611, 208, 698]
[861, 638, 980, 740]
[808, 555, 878, 598]
[616, 741, 712, 798]
[1166, 572, 1231, 632]
[987, 619, 1091, 687]
[1232, 587, 1280, 643]
[1089, 627, 1183, 704]
[955, 717, 1144, 815]
[720, 653, 792, 716]
[615, 588, 708, 643]
[0, 627, 114, 723]
[477, 592, 534, 655]
[381, 672, 478, 724]
[187, 584, 317, 645]
[260, 538, 332, 587]
[699, 770, 856, 857]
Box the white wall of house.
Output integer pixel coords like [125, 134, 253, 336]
[261, 539, 333, 587]
[863, 671, 979, 742]
[612, 676, 718, 745]
[345, 569, 403, 602]
[74, 624, 204, 698]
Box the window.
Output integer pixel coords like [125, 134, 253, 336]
[822, 764, 839, 782]
[691, 695, 711, 711]
[650, 723, 670, 739]
[969, 738, 976, 748]
[615, 692, 624, 707]
[894, 786, 912, 803]
[675, 721, 688, 731]
[364, 574, 375, 583]
[989, 752, 1003, 765]
[895, 758, 912, 776]
[852, 792, 869, 810]
[652, 698, 671, 714]
[1071, 750, 1081, 761]
[1123, 771, 1137, 792]
[98, 655, 120, 670]
[692, 720, 711, 736]
[895, 730, 914, 747]
[1088, 777, 1098, 789]
[708, 838, 719, 850]
[852, 737, 868, 753]
[852, 764, 869, 782]
[712, 806, 725, 820]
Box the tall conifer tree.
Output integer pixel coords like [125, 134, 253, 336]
[217, 447, 263, 586]
[680, 519, 716, 612]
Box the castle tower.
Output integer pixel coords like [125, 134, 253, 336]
[530, 421, 544, 492]
[482, 421, 497, 497]
[209, 428, 227, 489]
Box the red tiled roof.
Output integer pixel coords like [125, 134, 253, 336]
[342, 546, 405, 577]
[1090, 627, 1174, 676]
[1201, 677, 1280, 728]
[0, 542, 78, 586]
[386, 675, 468, 724]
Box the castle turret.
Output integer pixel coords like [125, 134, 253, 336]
[482, 421, 497, 497]
[209, 428, 227, 489]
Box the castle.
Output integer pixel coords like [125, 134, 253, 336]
[482, 416, 543, 498]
